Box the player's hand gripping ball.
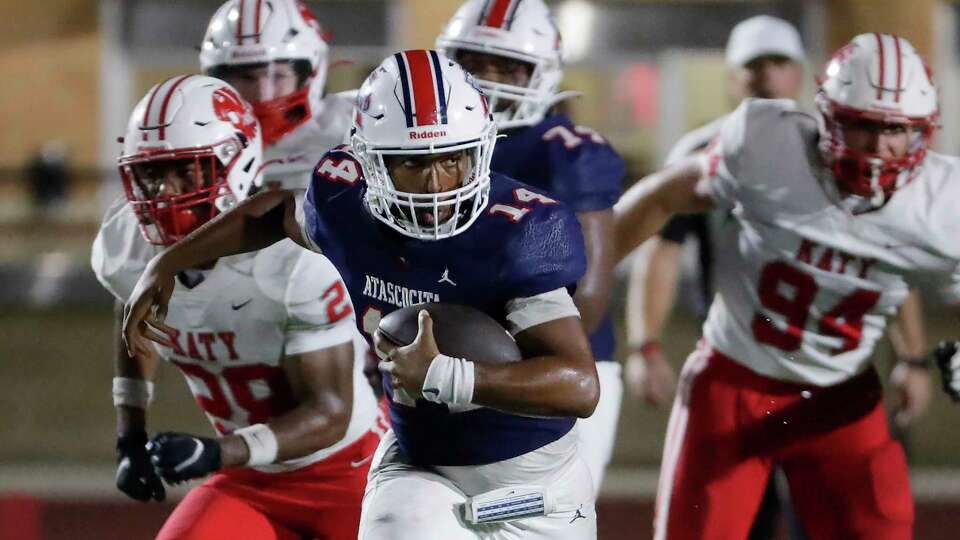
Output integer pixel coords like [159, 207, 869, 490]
[115, 431, 166, 502]
[374, 303, 521, 399]
[147, 432, 223, 484]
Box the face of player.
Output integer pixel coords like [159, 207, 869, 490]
[132, 158, 213, 200]
[730, 55, 803, 100]
[385, 150, 472, 225]
[455, 50, 533, 111]
[220, 62, 300, 104]
[837, 118, 914, 160]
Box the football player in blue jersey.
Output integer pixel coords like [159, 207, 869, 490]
[436, 0, 626, 491]
[122, 50, 600, 540]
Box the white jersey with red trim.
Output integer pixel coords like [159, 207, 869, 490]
[91, 197, 379, 472]
[664, 115, 727, 167]
[261, 91, 354, 190]
[701, 98, 960, 386]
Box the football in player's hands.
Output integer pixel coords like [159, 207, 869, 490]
[378, 303, 521, 364]
[116, 431, 166, 502]
[147, 432, 222, 484]
[934, 341, 960, 402]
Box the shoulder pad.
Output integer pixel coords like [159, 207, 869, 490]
[90, 197, 157, 302]
[486, 176, 587, 298]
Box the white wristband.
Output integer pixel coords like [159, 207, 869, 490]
[234, 423, 279, 467]
[422, 354, 475, 406]
[112, 377, 155, 409]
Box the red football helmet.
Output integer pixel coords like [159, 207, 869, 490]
[118, 75, 263, 246]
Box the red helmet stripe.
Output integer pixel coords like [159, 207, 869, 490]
[484, 0, 514, 28]
[254, 0, 263, 44]
[236, 0, 246, 43]
[894, 35, 903, 103]
[874, 32, 885, 100]
[404, 50, 440, 127]
[157, 75, 193, 140]
[141, 82, 164, 141]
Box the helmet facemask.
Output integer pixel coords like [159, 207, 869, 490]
[119, 141, 242, 246]
[449, 47, 560, 130]
[817, 94, 935, 207]
[209, 60, 318, 146]
[354, 123, 497, 240]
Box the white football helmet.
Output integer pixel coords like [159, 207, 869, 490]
[436, 0, 569, 129]
[817, 33, 938, 206]
[119, 75, 262, 246]
[199, 0, 329, 146]
[351, 49, 497, 240]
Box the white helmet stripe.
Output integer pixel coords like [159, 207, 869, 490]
[236, 0, 264, 44]
[893, 35, 903, 103]
[140, 82, 163, 141]
[140, 75, 194, 141]
[873, 33, 906, 101]
[157, 75, 194, 140]
[236, 0, 246, 43]
[874, 32, 886, 100]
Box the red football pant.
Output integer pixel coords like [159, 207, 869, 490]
[655, 343, 913, 540]
[157, 431, 380, 540]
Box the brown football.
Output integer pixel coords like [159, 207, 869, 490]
[378, 303, 522, 364]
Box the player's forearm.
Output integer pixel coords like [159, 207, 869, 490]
[218, 397, 351, 468]
[890, 291, 928, 360]
[625, 239, 682, 345]
[574, 209, 615, 334]
[613, 160, 711, 262]
[573, 288, 609, 336]
[155, 189, 295, 274]
[473, 356, 599, 418]
[113, 301, 156, 436]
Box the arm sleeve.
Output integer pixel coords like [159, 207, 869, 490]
[700, 100, 750, 210]
[282, 252, 356, 355]
[542, 120, 625, 212]
[504, 288, 581, 336]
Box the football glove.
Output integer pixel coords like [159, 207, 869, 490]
[147, 432, 222, 484]
[116, 431, 165, 502]
[933, 341, 960, 402]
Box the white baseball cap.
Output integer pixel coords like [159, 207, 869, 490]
[725, 15, 805, 67]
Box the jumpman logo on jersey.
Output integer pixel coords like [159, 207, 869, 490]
[569, 505, 587, 524]
[438, 268, 456, 286]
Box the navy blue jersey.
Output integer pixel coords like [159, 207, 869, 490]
[492, 113, 625, 361]
[300, 146, 587, 466]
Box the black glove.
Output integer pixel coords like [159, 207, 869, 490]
[116, 431, 166, 502]
[934, 341, 960, 402]
[147, 432, 222, 484]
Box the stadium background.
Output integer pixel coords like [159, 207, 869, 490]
[1, 1, 958, 538]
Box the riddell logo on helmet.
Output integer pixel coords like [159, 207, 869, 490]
[231, 48, 267, 59]
[409, 130, 447, 140]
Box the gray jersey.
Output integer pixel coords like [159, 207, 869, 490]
[701, 98, 960, 385]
